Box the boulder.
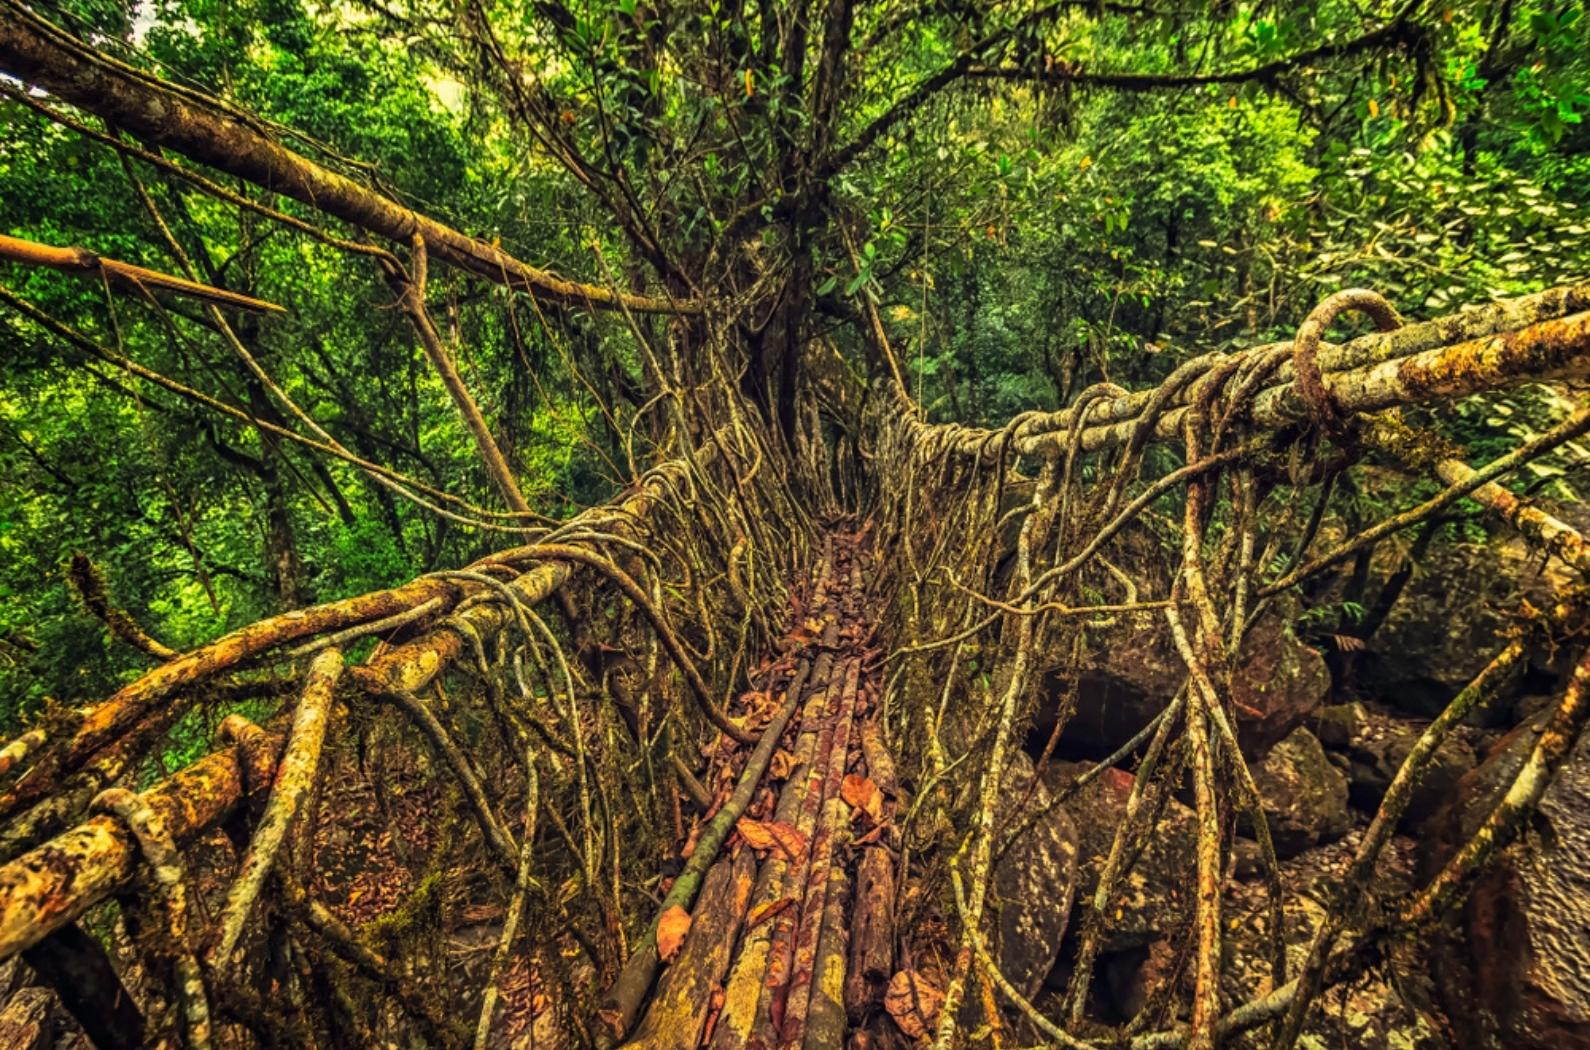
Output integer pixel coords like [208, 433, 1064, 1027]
[1341, 710, 1477, 832]
[988, 754, 1081, 1001]
[1423, 714, 1590, 1049]
[1219, 830, 1449, 1049]
[1247, 727, 1350, 858]
[1094, 826, 1446, 1044]
[1311, 701, 1366, 750]
[1039, 601, 1328, 763]
[1357, 538, 1559, 718]
[1040, 760, 1195, 951]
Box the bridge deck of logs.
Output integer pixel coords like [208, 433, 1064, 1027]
[602, 529, 901, 1049]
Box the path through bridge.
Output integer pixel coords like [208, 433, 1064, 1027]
[606, 527, 901, 1050]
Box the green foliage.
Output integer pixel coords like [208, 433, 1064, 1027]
[2, 0, 1588, 736]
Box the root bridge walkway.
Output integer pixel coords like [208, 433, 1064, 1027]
[603, 527, 901, 1050]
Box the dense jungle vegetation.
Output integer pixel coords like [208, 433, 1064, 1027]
[1, 0, 1589, 1047]
[4, 0, 1586, 724]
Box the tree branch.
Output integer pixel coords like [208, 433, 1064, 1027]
[828, 17, 1423, 176]
[0, 0, 696, 315]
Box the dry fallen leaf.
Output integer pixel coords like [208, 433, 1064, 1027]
[769, 748, 797, 780]
[736, 817, 808, 862]
[841, 773, 883, 821]
[884, 969, 944, 1040]
[657, 905, 691, 964]
[702, 985, 727, 1044]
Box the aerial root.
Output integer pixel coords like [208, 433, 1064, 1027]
[66, 552, 178, 661]
[209, 648, 343, 970]
[91, 787, 213, 1050]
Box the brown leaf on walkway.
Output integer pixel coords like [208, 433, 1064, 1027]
[657, 905, 691, 964]
[884, 970, 943, 1040]
[736, 817, 807, 861]
[841, 773, 883, 821]
[701, 985, 726, 1044]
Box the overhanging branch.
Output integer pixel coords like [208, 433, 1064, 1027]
[827, 18, 1423, 176]
[0, 1, 698, 315]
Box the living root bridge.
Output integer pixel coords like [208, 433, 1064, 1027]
[1, 282, 1590, 1048]
[0, 449, 723, 958]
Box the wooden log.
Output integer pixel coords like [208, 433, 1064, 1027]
[799, 816, 852, 1050]
[0, 986, 52, 1050]
[620, 849, 756, 1050]
[755, 664, 849, 1035]
[601, 636, 812, 1039]
[858, 720, 897, 800]
[844, 845, 895, 1024]
[773, 660, 863, 1041]
[709, 653, 841, 1049]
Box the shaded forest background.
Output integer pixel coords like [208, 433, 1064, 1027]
[2, 0, 1588, 745]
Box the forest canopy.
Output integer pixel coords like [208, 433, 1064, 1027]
[2, 0, 1585, 714]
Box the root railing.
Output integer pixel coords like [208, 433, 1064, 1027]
[870, 282, 1590, 1049]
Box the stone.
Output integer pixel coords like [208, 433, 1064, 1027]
[1091, 828, 1448, 1045]
[1040, 760, 1195, 951]
[1340, 709, 1476, 832]
[1311, 701, 1366, 750]
[1247, 727, 1351, 858]
[1357, 537, 1560, 718]
[988, 754, 1081, 1000]
[1424, 715, 1590, 1049]
[1220, 832, 1449, 1050]
[1038, 600, 1328, 763]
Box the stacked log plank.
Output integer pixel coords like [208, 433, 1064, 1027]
[618, 529, 899, 1050]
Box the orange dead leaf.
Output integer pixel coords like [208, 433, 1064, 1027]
[744, 69, 754, 98]
[841, 773, 883, 821]
[657, 905, 691, 964]
[769, 748, 796, 780]
[884, 970, 944, 1040]
[736, 817, 808, 862]
[702, 985, 727, 1043]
